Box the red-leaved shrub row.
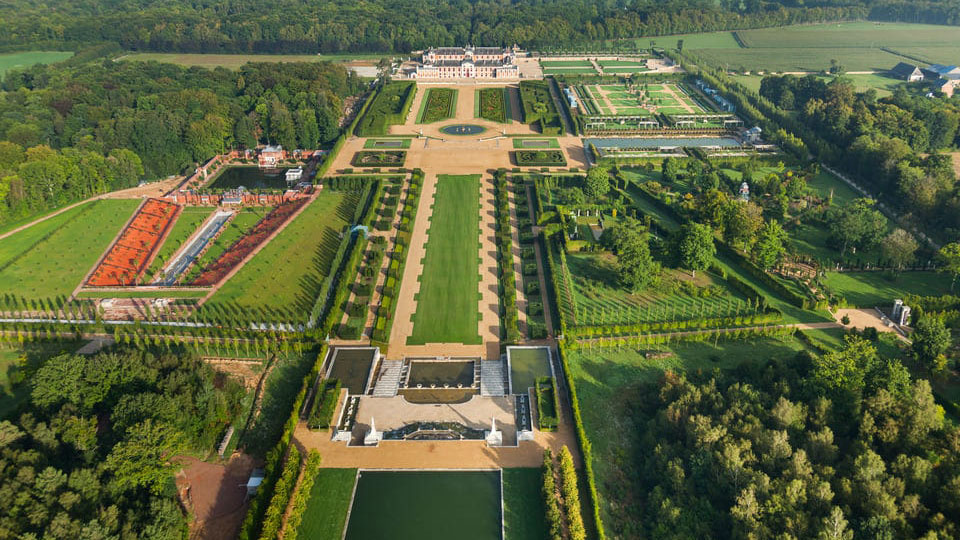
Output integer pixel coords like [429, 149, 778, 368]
[87, 199, 180, 286]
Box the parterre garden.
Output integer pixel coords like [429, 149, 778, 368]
[477, 87, 508, 123]
[519, 80, 563, 135]
[350, 150, 406, 167]
[416, 87, 457, 123]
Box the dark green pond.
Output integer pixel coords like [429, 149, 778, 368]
[508, 347, 552, 394]
[207, 166, 291, 190]
[328, 348, 377, 395]
[345, 470, 501, 540]
[407, 361, 475, 388]
[440, 124, 486, 136]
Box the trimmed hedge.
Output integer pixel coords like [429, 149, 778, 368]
[536, 376, 559, 431]
[280, 449, 323, 540]
[306, 378, 341, 430]
[543, 450, 563, 540]
[257, 446, 301, 540]
[355, 81, 416, 137]
[515, 150, 567, 167]
[559, 446, 587, 540]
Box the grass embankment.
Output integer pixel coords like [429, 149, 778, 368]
[296, 468, 358, 538]
[408, 175, 482, 345]
[0, 199, 140, 300]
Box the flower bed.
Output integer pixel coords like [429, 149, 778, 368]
[191, 198, 309, 286]
[87, 198, 181, 286]
[350, 151, 406, 167]
[514, 150, 567, 167]
[418, 88, 456, 124]
[479, 88, 507, 123]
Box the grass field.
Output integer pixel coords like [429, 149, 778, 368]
[503, 468, 548, 540]
[0, 204, 91, 268]
[208, 190, 356, 312]
[297, 468, 357, 539]
[540, 60, 594, 68]
[408, 175, 481, 345]
[0, 199, 140, 300]
[894, 46, 960, 65]
[119, 52, 384, 70]
[692, 47, 906, 72]
[823, 271, 953, 307]
[513, 138, 560, 149]
[184, 210, 267, 283]
[147, 207, 213, 276]
[736, 22, 960, 49]
[0, 51, 73, 77]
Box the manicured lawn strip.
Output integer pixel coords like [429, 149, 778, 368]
[297, 468, 357, 539]
[512, 139, 560, 149]
[208, 190, 356, 311]
[0, 51, 72, 77]
[823, 271, 953, 308]
[542, 67, 598, 75]
[147, 207, 212, 275]
[540, 60, 594, 67]
[0, 199, 140, 300]
[0, 203, 89, 267]
[184, 210, 266, 283]
[503, 468, 549, 540]
[363, 138, 412, 149]
[408, 174, 482, 345]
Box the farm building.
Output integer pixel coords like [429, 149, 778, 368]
[414, 45, 519, 79]
[920, 64, 960, 97]
[890, 62, 923, 81]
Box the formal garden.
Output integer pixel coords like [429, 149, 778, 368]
[350, 150, 406, 167]
[417, 87, 457, 124]
[519, 80, 563, 135]
[477, 87, 508, 123]
[514, 150, 567, 167]
[354, 81, 416, 136]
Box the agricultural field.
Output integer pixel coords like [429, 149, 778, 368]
[0, 199, 140, 300]
[416, 88, 457, 124]
[735, 22, 960, 49]
[692, 47, 905, 73]
[0, 51, 72, 77]
[119, 52, 384, 70]
[207, 190, 357, 312]
[408, 174, 481, 345]
[296, 468, 357, 539]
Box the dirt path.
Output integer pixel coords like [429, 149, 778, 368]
[661, 83, 695, 113]
[387, 173, 438, 354]
[478, 176, 501, 346]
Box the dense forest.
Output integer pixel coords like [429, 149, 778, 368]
[0, 348, 245, 538]
[0, 60, 362, 225]
[757, 76, 960, 235]
[617, 336, 960, 539]
[0, 0, 958, 55]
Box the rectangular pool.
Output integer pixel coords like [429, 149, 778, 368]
[507, 346, 552, 394]
[407, 360, 475, 388]
[345, 470, 502, 540]
[328, 347, 378, 395]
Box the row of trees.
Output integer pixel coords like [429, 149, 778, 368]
[0, 60, 362, 226]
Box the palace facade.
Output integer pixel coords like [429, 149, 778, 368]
[413, 46, 520, 79]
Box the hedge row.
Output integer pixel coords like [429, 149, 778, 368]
[372, 170, 424, 345]
[569, 324, 799, 350]
[566, 310, 781, 339]
[280, 449, 323, 540]
[256, 445, 301, 540]
[714, 240, 817, 309]
[494, 171, 521, 343]
[542, 450, 563, 540]
[238, 344, 327, 540]
[317, 86, 378, 178]
[355, 81, 416, 137]
[536, 376, 559, 431]
[555, 344, 606, 539]
[306, 378, 341, 430]
[519, 80, 563, 135]
[559, 446, 587, 540]
[514, 150, 567, 167]
[541, 231, 570, 336]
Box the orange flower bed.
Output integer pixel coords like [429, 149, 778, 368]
[87, 198, 181, 287]
[191, 199, 309, 287]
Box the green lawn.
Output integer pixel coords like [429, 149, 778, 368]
[542, 67, 598, 75]
[0, 51, 73, 77]
[208, 190, 356, 312]
[297, 468, 358, 539]
[692, 47, 906, 73]
[503, 468, 548, 540]
[408, 175, 482, 345]
[540, 60, 594, 68]
[185, 210, 267, 283]
[0, 199, 140, 300]
[823, 271, 953, 307]
[119, 52, 384, 70]
[147, 207, 213, 276]
[735, 22, 960, 49]
[0, 203, 91, 267]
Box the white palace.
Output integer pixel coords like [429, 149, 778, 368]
[413, 46, 520, 79]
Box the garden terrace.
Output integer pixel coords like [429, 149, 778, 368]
[514, 150, 567, 167]
[191, 198, 308, 286]
[350, 151, 406, 167]
[477, 87, 508, 123]
[86, 198, 181, 287]
[417, 88, 457, 124]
